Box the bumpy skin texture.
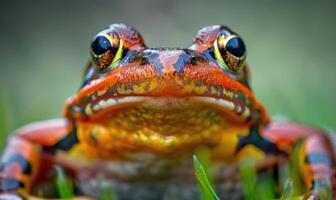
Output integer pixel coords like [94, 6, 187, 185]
[0, 24, 335, 200]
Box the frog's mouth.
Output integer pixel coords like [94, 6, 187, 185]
[64, 65, 267, 152]
[76, 96, 251, 122]
[65, 65, 260, 123]
[73, 96, 253, 153]
[66, 85, 255, 125]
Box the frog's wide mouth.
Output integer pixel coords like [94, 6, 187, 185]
[64, 64, 263, 124]
[89, 96, 249, 118]
[67, 95, 253, 125]
[74, 96, 254, 153]
[63, 65, 269, 152]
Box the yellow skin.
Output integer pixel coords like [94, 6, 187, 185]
[0, 24, 335, 200]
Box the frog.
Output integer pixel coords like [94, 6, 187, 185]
[0, 24, 335, 200]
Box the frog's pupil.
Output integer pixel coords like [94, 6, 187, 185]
[92, 36, 111, 55]
[226, 37, 246, 57]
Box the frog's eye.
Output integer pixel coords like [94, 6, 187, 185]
[213, 31, 246, 72]
[90, 31, 124, 71]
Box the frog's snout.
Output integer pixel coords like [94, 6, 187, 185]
[141, 48, 207, 76]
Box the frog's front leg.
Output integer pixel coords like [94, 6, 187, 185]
[0, 119, 89, 199]
[0, 134, 40, 199]
[263, 122, 336, 199]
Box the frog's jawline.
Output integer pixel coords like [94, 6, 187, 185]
[84, 96, 250, 123]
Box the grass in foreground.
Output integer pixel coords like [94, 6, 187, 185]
[55, 165, 117, 200]
[193, 155, 220, 200]
[192, 141, 333, 200]
[55, 165, 74, 199]
[99, 182, 117, 200]
[53, 154, 333, 200]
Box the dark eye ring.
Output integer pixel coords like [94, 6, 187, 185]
[213, 31, 246, 72]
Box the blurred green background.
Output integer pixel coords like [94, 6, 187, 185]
[0, 0, 335, 149]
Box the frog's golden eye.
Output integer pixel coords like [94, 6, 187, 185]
[213, 31, 246, 72]
[90, 31, 124, 71]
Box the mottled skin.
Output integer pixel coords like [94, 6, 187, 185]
[0, 24, 335, 200]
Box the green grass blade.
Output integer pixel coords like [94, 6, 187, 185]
[316, 176, 332, 200]
[195, 147, 214, 187]
[325, 175, 332, 200]
[290, 138, 305, 197]
[99, 182, 117, 200]
[55, 165, 74, 199]
[239, 158, 257, 200]
[280, 179, 293, 200]
[257, 173, 276, 200]
[193, 155, 220, 200]
[316, 180, 326, 200]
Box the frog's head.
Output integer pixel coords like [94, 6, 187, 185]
[64, 24, 269, 153]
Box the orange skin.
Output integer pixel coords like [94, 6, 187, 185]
[0, 24, 335, 199]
